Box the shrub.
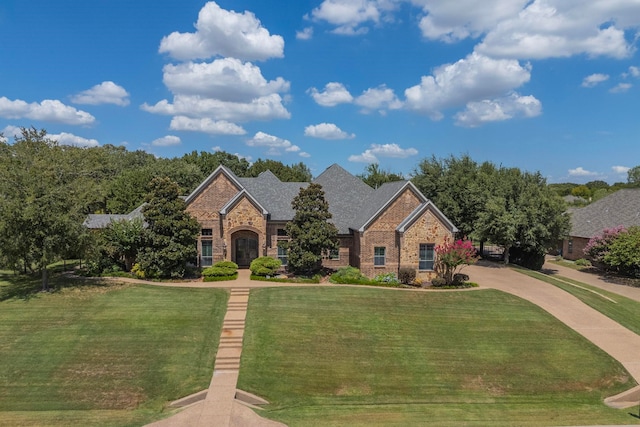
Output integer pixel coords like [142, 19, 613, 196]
[374, 272, 399, 284]
[602, 226, 640, 277]
[575, 258, 591, 267]
[203, 261, 238, 277]
[131, 263, 145, 279]
[584, 226, 626, 263]
[329, 266, 367, 284]
[431, 277, 447, 287]
[398, 267, 416, 284]
[204, 273, 237, 282]
[453, 273, 469, 284]
[250, 256, 281, 276]
[509, 246, 545, 271]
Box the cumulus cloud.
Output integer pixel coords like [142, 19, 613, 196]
[71, 81, 130, 106]
[151, 135, 181, 147]
[476, 1, 637, 60]
[49, 132, 99, 148]
[612, 165, 630, 174]
[162, 58, 289, 103]
[414, 0, 528, 42]
[581, 73, 609, 88]
[355, 85, 403, 113]
[404, 52, 532, 119]
[296, 27, 314, 40]
[454, 92, 541, 127]
[627, 66, 640, 78]
[159, 1, 284, 61]
[246, 131, 301, 155]
[308, 82, 354, 107]
[310, 0, 392, 35]
[142, 93, 290, 123]
[348, 143, 418, 163]
[304, 123, 355, 140]
[609, 83, 632, 93]
[0, 97, 95, 125]
[1, 125, 22, 139]
[568, 167, 599, 177]
[169, 116, 246, 135]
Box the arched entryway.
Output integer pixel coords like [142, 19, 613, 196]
[231, 230, 259, 267]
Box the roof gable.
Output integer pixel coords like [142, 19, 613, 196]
[185, 165, 243, 205]
[358, 181, 428, 232]
[220, 189, 268, 216]
[397, 201, 459, 234]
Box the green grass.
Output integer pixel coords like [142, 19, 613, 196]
[239, 287, 636, 426]
[515, 267, 640, 336]
[0, 270, 228, 426]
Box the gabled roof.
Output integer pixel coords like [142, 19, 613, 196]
[238, 172, 308, 220]
[570, 188, 640, 238]
[357, 181, 429, 232]
[83, 204, 145, 229]
[397, 201, 459, 234]
[220, 189, 268, 216]
[185, 165, 243, 205]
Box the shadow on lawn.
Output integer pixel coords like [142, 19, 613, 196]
[0, 267, 112, 302]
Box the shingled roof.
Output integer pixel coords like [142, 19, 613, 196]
[569, 189, 640, 238]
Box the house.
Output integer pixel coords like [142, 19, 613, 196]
[562, 188, 640, 260]
[86, 164, 458, 280]
[185, 164, 456, 279]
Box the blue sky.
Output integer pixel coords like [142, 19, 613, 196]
[1, 0, 639, 183]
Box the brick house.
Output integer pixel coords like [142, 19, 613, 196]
[184, 164, 457, 280]
[562, 188, 640, 261]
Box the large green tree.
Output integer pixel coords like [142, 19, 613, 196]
[0, 128, 84, 288]
[358, 163, 404, 189]
[248, 159, 312, 182]
[284, 183, 338, 275]
[181, 150, 251, 177]
[136, 177, 200, 278]
[628, 166, 640, 186]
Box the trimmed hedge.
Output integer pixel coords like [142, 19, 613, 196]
[204, 273, 238, 282]
[203, 260, 238, 278]
[250, 256, 282, 276]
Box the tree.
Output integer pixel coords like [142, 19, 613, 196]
[0, 128, 84, 289]
[136, 177, 200, 278]
[603, 226, 640, 277]
[628, 166, 640, 186]
[358, 163, 404, 189]
[571, 185, 591, 199]
[248, 159, 312, 182]
[284, 183, 338, 275]
[181, 150, 251, 177]
[101, 218, 145, 271]
[435, 238, 477, 285]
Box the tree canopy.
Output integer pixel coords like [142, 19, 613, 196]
[357, 163, 404, 189]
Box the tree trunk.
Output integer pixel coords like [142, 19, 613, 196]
[503, 246, 511, 265]
[479, 241, 485, 257]
[41, 267, 49, 292]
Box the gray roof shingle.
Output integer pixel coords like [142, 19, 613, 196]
[570, 189, 640, 238]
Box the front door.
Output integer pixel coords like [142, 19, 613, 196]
[235, 237, 258, 267]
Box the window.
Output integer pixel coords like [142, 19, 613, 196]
[201, 240, 213, 267]
[277, 228, 287, 237]
[277, 246, 288, 266]
[419, 244, 435, 270]
[201, 228, 213, 236]
[323, 248, 340, 260]
[568, 239, 573, 254]
[374, 247, 386, 266]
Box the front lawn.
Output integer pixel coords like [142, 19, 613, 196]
[239, 287, 635, 426]
[0, 271, 228, 426]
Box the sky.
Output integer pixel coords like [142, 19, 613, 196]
[0, 0, 639, 184]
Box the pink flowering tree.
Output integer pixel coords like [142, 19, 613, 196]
[584, 225, 626, 264]
[435, 238, 478, 285]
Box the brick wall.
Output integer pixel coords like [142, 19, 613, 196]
[562, 237, 589, 261]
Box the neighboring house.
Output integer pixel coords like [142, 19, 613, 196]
[563, 188, 640, 261]
[86, 164, 458, 280]
[83, 204, 145, 228]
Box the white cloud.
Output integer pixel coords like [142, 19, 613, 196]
[159, 1, 284, 61]
[142, 93, 290, 122]
[299, 151, 311, 158]
[308, 82, 354, 107]
[628, 66, 640, 78]
[246, 131, 301, 155]
[162, 58, 289, 103]
[304, 123, 355, 140]
[609, 83, 632, 93]
[311, 0, 391, 35]
[581, 73, 609, 88]
[0, 97, 95, 125]
[455, 92, 541, 127]
[296, 27, 314, 40]
[1, 125, 22, 139]
[414, 0, 529, 42]
[404, 52, 531, 119]
[348, 143, 418, 163]
[71, 81, 130, 106]
[151, 135, 181, 147]
[612, 165, 630, 174]
[568, 167, 598, 177]
[355, 85, 403, 112]
[476, 0, 637, 60]
[49, 132, 99, 148]
[169, 116, 246, 135]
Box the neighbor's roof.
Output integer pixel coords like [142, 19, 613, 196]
[83, 204, 145, 229]
[569, 188, 640, 238]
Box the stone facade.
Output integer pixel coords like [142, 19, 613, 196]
[401, 209, 451, 281]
